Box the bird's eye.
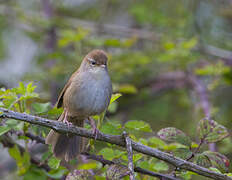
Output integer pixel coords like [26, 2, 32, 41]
[87, 58, 96, 66]
[91, 61, 96, 65]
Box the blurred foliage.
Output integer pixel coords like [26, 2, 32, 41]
[0, 0, 232, 179]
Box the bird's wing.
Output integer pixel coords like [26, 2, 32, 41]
[56, 69, 79, 108]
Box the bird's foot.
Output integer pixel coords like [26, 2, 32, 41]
[63, 111, 72, 127]
[88, 117, 100, 140]
[64, 118, 73, 127]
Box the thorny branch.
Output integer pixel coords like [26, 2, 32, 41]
[0, 108, 231, 180]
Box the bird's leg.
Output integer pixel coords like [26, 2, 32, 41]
[88, 117, 100, 140]
[63, 110, 72, 127]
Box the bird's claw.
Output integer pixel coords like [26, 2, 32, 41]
[92, 127, 100, 140]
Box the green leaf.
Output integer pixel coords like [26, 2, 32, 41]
[209, 167, 221, 173]
[98, 148, 115, 160]
[203, 151, 230, 173]
[139, 138, 148, 146]
[137, 161, 150, 169]
[225, 173, 232, 177]
[125, 120, 152, 132]
[174, 148, 192, 159]
[152, 161, 169, 172]
[23, 165, 46, 180]
[104, 39, 121, 47]
[110, 93, 122, 104]
[194, 153, 211, 168]
[32, 102, 50, 114]
[6, 119, 24, 131]
[8, 145, 31, 175]
[0, 126, 11, 136]
[195, 62, 230, 76]
[178, 171, 195, 180]
[107, 102, 118, 113]
[48, 107, 63, 117]
[78, 162, 100, 170]
[100, 120, 122, 135]
[157, 127, 192, 146]
[198, 118, 229, 143]
[148, 137, 166, 149]
[133, 153, 143, 162]
[44, 168, 67, 179]
[48, 157, 61, 169]
[8, 145, 21, 162]
[99, 148, 125, 161]
[181, 37, 197, 49]
[118, 84, 137, 94]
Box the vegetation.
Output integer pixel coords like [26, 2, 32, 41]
[0, 0, 232, 179]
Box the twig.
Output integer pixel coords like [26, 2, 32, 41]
[188, 74, 211, 118]
[84, 152, 180, 180]
[123, 131, 135, 180]
[0, 108, 230, 180]
[3, 130, 180, 180]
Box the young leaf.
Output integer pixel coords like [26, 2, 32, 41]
[198, 118, 229, 143]
[148, 137, 166, 149]
[44, 168, 67, 179]
[0, 126, 11, 136]
[23, 165, 47, 180]
[118, 84, 137, 94]
[48, 157, 61, 169]
[78, 162, 100, 170]
[8, 145, 31, 175]
[203, 151, 230, 173]
[32, 102, 50, 114]
[157, 127, 192, 146]
[110, 93, 122, 104]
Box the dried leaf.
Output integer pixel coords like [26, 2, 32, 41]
[157, 127, 192, 146]
[198, 118, 229, 143]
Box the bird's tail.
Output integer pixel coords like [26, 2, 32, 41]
[45, 112, 85, 161]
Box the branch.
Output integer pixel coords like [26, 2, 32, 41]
[83, 152, 179, 180]
[188, 74, 211, 118]
[123, 132, 135, 180]
[11, 129, 181, 179]
[0, 108, 231, 180]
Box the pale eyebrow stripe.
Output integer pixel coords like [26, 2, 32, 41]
[87, 57, 95, 62]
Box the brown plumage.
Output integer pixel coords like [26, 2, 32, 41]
[46, 49, 112, 161]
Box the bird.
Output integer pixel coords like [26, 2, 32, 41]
[45, 49, 112, 161]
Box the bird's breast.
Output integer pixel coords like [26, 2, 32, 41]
[66, 71, 112, 117]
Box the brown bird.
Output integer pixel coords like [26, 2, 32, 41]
[46, 50, 112, 161]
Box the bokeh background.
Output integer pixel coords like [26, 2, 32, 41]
[1, 0, 232, 179]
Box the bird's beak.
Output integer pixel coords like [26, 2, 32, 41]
[100, 64, 106, 68]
